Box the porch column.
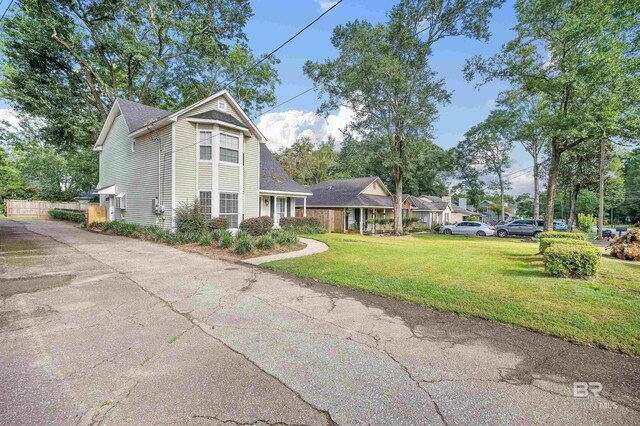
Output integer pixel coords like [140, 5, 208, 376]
[303, 197, 307, 217]
[360, 207, 364, 235]
[274, 195, 278, 227]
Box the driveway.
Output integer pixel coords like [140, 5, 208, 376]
[1, 219, 638, 425]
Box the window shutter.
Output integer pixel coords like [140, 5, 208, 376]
[287, 198, 291, 217]
[270, 196, 274, 218]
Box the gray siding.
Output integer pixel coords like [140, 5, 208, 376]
[98, 114, 169, 226]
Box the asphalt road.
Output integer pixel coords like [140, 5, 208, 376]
[1, 219, 638, 425]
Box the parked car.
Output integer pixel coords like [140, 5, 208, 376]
[440, 221, 496, 237]
[496, 219, 544, 238]
[553, 220, 568, 231]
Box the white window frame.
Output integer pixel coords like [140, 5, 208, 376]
[219, 133, 239, 165]
[115, 193, 127, 210]
[198, 130, 213, 162]
[219, 191, 239, 229]
[217, 100, 227, 111]
[199, 191, 212, 217]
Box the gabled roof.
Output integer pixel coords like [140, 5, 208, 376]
[117, 99, 170, 133]
[412, 196, 450, 212]
[421, 194, 482, 215]
[260, 144, 312, 195]
[187, 110, 248, 129]
[300, 177, 393, 208]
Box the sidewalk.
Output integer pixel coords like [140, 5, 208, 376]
[242, 237, 328, 265]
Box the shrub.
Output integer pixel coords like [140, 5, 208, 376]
[49, 209, 85, 223]
[234, 230, 254, 254]
[255, 235, 275, 250]
[214, 229, 232, 242]
[198, 232, 213, 245]
[402, 216, 420, 226]
[578, 213, 597, 233]
[99, 220, 145, 238]
[467, 215, 480, 221]
[539, 231, 588, 252]
[610, 228, 640, 261]
[544, 244, 601, 278]
[175, 201, 208, 235]
[540, 237, 592, 254]
[208, 217, 229, 231]
[279, 216, 325, 234]
[219, 232, 233, 249]
[240, 216, 273, 236]
[271, 229, 297, 246]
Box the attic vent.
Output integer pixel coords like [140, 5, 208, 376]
[217, 101, 227, 111]
[373, 182, 377, 189]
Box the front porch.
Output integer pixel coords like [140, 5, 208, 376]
[345, 207, 395, 234]
[259, 192, 307, 228]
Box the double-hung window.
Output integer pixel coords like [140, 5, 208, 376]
[199, 191, 212, 217]
[199, 131, 212, 161]
[220, 192, 239, 228]
[219, 134, 239, 163]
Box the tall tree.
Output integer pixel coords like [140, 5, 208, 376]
[0, 0, 279, 148]
[304, 0, 504, 234]
[450, 146, 486, 210]
[465, 0, 640, 230]
[276, 136, 340, 185]
[458, 109, 513, 221]
[497, 90, 546, 219]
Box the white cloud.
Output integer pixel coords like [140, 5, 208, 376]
[508, 171, 535, 196]
[257, 106, 353, 151]
[314, 0, 337, 12]
[485, 99, 496, 108]
[0, 108, 20, 129]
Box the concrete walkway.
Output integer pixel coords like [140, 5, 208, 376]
[243, 237, 329, 265]
[1, 219, 638, 425]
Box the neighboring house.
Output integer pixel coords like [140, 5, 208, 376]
[406, 195, 454, 228]
[421, 195, 483, 224]
[75, 191, 98, 204]
[478, 200, 514, 224]
[93, 90, 310, 230]
[296, 176, 394, 233]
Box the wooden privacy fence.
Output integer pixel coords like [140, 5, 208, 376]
[3, 199, 97, 218]
[87, 205, 107, 224]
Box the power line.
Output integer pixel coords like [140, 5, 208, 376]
[1, 0, 15, 20]
[221, 0, 344, 90]
[252, 86, 317, 119]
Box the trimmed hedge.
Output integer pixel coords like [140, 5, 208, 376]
[49, 209, 85, 223]
[208, 217, 229, 231]
[540, 237, 592, 254]
[539, 231, 587, 252]
[544, 244, 601, 278]
[239, 216, 273, 236]
[279, 217, 320, 228]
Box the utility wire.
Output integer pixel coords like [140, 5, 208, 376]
[1, 0, 15, 20]
[221, 0, 344, 90]
[252, 86, 317, 119]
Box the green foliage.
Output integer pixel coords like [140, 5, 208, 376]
[234, 230, 254, 254]
[255, 235, 275, 250]
[544, 245, 601, 278]
[402, 217, 420, 226]
[276, 136, 340, 185]
[175, 202, 207, 236]
[280, 217, 326, 234]
[219, 232, 233, 249]
[467, 215, 480, 221]
[539, 238, 592, 254]
[207, 217, 229, 231]
[239, 216, 273, 236]
[578, 213, 597, 233]
[48, 209, 84, 223]
[270, 229, 297, 246]
[304, 0, 503, 233]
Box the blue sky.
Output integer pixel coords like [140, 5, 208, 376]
[247, 0, 535, 193]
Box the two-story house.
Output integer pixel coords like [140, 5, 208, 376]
[93, 90, 311, 230]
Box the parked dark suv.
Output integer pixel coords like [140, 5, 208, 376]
[496, 219, 544, 238]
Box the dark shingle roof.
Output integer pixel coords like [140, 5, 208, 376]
[299, 177, 393, 208]
[117, 99, 170, 133]
[188, 110, 248, 129]
[411, 196, 449, 211]
[260, 144, 312, 195]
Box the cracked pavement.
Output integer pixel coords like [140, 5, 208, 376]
[1, 220, 638, 425]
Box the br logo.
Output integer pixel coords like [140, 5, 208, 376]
[573, 382, 603, 397]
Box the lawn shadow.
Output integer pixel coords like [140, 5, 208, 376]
[502, 253, 547, 278]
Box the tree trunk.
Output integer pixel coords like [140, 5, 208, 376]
[499, 174, 505, 222]
[544, 143, 561, 231]
[533, 152, 540, 220]
[568, 184, 578, 232]
[597, 137, 606, 239]
[393, 164, 404, 235]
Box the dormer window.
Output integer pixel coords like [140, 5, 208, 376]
[217, 101, 227, 111]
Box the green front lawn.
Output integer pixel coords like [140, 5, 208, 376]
[264, 233, 640, 355]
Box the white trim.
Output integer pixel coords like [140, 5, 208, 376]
[171, 123, 176, 230]
[303, 205, 394, 209]
[357, 177, 391, 197]
[259, 190, 313, 196]
[96, 185, 117, 195]
[213, 124, 220, 217]
[219, 190, 240, 229]
[185, 118, 251, 135]
[197, 128, 214, 162]
[94, 102, 125, 150]
[126, 90, 264, 141]
[238, 131, 244, 223]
